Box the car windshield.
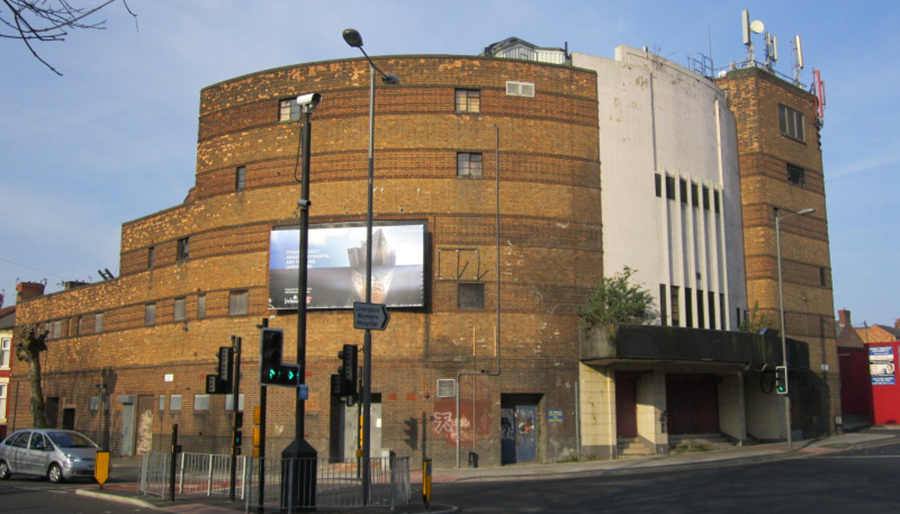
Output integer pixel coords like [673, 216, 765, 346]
[46, 431, 97, 449]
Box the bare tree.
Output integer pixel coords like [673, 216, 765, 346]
[1, 0, 137, 75]
[14, 323, 49, 428]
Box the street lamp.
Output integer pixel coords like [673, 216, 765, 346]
[775, 206, 815, 452]
[283, 91, 321, 510]
[342, 28, 399, 505]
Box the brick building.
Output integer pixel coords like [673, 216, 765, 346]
[716, 66, 840, 436]
[8, 41, 837, 467]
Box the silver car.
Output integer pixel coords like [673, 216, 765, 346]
[0, 429, 99, 483]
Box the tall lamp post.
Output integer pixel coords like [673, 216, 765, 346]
[776, 206, 815, 452]
[342, 28, 399, 505]
[283, 91, 321, 510]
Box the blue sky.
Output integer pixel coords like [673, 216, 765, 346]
[1, 1, 897, 327]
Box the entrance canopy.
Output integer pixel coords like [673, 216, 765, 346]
[578, 324, 809, 371]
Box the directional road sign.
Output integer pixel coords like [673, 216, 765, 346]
[353, 302, 390, 331]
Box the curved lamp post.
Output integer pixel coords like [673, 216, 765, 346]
[775, 207, 815, 452]
[342, 28, 399, 505]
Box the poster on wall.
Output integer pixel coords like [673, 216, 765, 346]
[269, 221, 426, 310]
[869, 346, 896, 386]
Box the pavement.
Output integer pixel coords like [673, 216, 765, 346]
[73, 419, 900, 514]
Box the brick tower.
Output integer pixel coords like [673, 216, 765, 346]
[717, 67, 840, 437]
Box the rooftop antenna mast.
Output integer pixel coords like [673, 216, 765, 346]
[792, 35, 804, 86]
[742, 9, 765, 66]
[764, 32, 778, 72]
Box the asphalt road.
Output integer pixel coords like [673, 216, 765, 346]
[439, 441, 900, 513]
[0, 477, 154, 514]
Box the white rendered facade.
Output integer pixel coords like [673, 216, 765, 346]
[572, 47, 747, 330]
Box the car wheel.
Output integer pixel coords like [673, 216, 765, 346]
[48, 463, 64, 483]
[0, 460, 10, 480]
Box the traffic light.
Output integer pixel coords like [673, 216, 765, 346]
[333, 344, 358, 403]
[206, 346, 234, 394]
[259, 328, 300, 387]
[775, 365, 788, 395]
[233, 430, 243, 446]
[234, 411, 243, 428]
[218, 346, 234, 383]
[338, 344, 358, 389]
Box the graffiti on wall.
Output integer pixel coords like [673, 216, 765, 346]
[432, 398, 493, 447]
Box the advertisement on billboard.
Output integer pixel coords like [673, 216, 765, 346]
[269, 221, 426, 310]
[869, 345, 896, 386]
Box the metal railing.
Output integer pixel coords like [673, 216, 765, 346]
[139, 452, 246, 499]
[139, 452, 410, 511]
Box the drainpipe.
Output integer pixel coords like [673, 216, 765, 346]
[455, 125, 503, 467]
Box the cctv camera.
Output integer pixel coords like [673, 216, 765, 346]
[296, 93, 322, 110]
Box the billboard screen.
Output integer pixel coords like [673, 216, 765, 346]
[269, 221, 426, 310]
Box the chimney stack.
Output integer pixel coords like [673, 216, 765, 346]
[16, 281, 46, 303]
[838, 309, 852, 328]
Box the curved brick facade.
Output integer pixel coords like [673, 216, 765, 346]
[12, 56, 601, 467]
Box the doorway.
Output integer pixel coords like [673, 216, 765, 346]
[500, 394, 541, 465]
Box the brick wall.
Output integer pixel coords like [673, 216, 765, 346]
[718, 67, 839, 436]
[12, 56, 600, 467]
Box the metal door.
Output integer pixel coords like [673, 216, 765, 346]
[120, 403, 135, 457]
[515, 405, 538, 463]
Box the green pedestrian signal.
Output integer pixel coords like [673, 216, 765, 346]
[775, 365, 788, 395]
[259, 328, 300, 387]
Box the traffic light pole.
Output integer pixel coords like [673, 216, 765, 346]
[230, 336, 241, 502]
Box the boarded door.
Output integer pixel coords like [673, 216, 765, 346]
[666, 375, 719, 434]
[615, 374, 638, 438]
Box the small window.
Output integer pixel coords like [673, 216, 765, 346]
[787, 164, 805, 187]
[702, 186, 710, 211]
[778, 104, 806, 142]
[679, 179, 688, 204]
[696, 291, 705, 329]
[820, 267, 827, 287]
[177, 237, 189, 262]
[90, 396, 100, 411]
[145, 303, 156, 326]
[170, 395, 182, 411]
[0, 338, 9, 368]
[159, 395, 166, 411]
[665, 175, 676, 200]
[659, 285, 668, 326]
[194, 394, 210, 411]
[225, 393, 245, 411]
[708, 291, 716, 330]
[458, 283, 485, 310]
[506, 81, 535, 97]
[455, 89, 481, 113]
[229, 290, 249, 316]
[197, 294, 207, 319]
[714, 190, 721, 213]
[53, 321, 62, 339]
[457, 152, 483, 178]
[235, 166, 246, 192]
[0, 384, 5, 422]
[691, 183, 699, 207]
[685, 288, 693, 327]
[174, 297, 186, 322]
[76, 316, 82, 336]
[436, 379, 457, 398]
[670, 286, 680, 326]
[654, 174, 662, 198]
[95, 312, 104, 333]
[279, 98, 300, 122]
